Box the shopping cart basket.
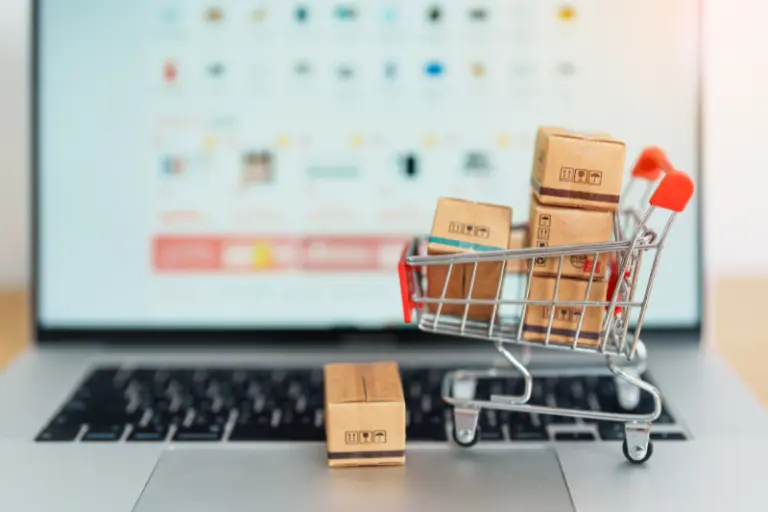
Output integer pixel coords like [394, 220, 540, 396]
[397, 148, 694, 464]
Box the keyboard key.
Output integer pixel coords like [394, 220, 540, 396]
[554, 432, 595, 442]
[82, 424, 125, 442]
[479, 410, 504, 441]
[407, 410, 447, 441]
[128, 424, 169, 442]
[650, 431, 686, 441]
[506, 412, 548, 441]
[173, 424, 223, 442]
[597, 421, 625, 440]
[36, 424, 82, 442]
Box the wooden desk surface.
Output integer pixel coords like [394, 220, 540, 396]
[1, 283, 767, 407]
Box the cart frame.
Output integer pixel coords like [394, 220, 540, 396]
[397, 148, 694, 463]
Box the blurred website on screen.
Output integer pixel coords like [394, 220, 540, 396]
[38, 0, 700, 328]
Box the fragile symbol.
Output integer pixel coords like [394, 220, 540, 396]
[574, 169, 588, 184]
[374, 430, 387, 444]
[360, 431, 372, 444]
[345, 431, 359, 445]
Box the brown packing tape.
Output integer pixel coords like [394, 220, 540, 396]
[327, 450, 406, 460]
[531, 177, 621, 205]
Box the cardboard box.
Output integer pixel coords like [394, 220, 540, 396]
[426, 198, 512, 320]
[528, 195, 614, 279]
[324, 362, 406, 468]
[522, 275, 608, 347]
[505, 225, 529, 274]
[531, 126, 626, 211]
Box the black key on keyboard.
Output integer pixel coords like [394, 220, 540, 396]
[173, 424, 224, 442]
[554, 432, 595, 442]
[36, 423, 82, 442]
[128, 424, 169, 442]
[650, 431, 687, 441]
[506, 412, 548, 441]
[479, 410, 504, 441]
[82, 423, 125, 442]
[407, 410, 447, 442]
[597, 421, 625, 440]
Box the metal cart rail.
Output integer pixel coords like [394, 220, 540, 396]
[397, 148, 694, 463]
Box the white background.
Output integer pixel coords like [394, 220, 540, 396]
[1, 0, 767, 288]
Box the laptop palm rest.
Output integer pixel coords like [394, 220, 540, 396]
[133, 445, 574, 512]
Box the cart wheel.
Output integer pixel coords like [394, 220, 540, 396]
[623, 438, 654, 464]
[452, 424, 480, 448]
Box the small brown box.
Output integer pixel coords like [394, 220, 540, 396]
[426, 198, 512, 320]
[505, 225, 530, 274]
[531, 126, 626, 211]
[528, 195, 614, 279]
[324, 362, 406, 468]
[522, 275, 608, 347]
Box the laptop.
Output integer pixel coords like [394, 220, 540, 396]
[1, 0, 767, 510]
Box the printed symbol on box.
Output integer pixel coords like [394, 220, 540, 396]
[574, 169, 588, 184]
[537, 241, 548, 248]
[476, 226, 490, 239]
[360, 431, 372, 444]
[559, 167, 574, 182]
[557, 308, 572, 321]
[537, 227, 550, 240]
[374, 430, 387, 444]
[449, 221, 464, 235]
[539, 215, 551, 227]
[571, 255, 601, 273]
[588, 171, 602, 185]
[535, 257, 546, 266]
[345, 431, 358, 445]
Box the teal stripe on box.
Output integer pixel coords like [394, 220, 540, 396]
[428, 237, 504, 252]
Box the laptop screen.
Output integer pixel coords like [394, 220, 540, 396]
[36, 0, 701, 331]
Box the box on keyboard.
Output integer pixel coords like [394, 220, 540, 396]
[323, 362, 406, 468]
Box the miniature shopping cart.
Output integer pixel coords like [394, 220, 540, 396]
[397, 148, 694, 464]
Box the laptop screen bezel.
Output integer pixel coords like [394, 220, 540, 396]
[30, 0, 704, 345]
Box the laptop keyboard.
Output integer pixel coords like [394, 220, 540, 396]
[35, 367, 687, 443]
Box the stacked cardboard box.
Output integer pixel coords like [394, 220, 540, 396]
[426, 198, 512, 321]
[523, 127, 626, 347]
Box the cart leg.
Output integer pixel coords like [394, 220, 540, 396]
[452, 407, 481, 448]
[615, 368, 641, 410]
[623, 421, 653, 464]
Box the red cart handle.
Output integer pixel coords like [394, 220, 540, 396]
[398, 243, 416, 323]
[649, 169, 694, 213]
[631, 147, 672, 182]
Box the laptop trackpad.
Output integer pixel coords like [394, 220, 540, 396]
[133, 446, 574, 512]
